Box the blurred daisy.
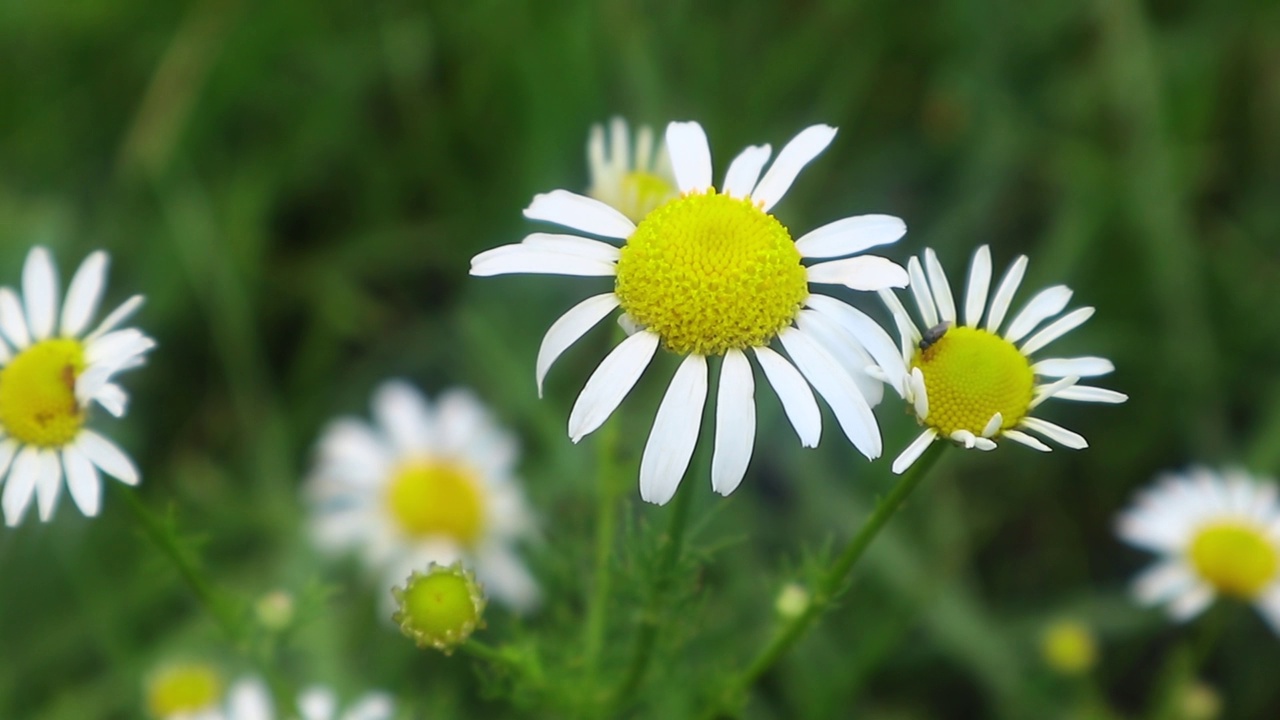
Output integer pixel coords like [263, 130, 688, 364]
[169, 677, 393, 720]
[879, 245, 1127, 474]
[305, 381, 539, 611]
[1117, 467, 1280, 633]
[585, 117, 677, 222]
[0, 246, 154, 525]
[472, 121, 908, 504]
[146, 662, 224, 720]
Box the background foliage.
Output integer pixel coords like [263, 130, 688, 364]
[2, 0, 1279, 717]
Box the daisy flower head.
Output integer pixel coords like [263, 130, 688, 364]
[585, 117, 678, 223]
[0, 246, 154, 525]
[171, 677, 393, 720]
[1117, 467, 1280, 633]
[146, 662, 224, 720]
[879, 245, 1127, 474]
[305, 380, 539, 612]
[472, 121, 910, 505]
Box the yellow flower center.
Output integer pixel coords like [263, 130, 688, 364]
[613, 190, 808, 355]
[1188, 523, 1278, 599]
[615, 171, 677, 222]
[0, 339, 87, 447]
[385, 460, 486, 545]
[392, 562, 486, 654]
[1039, 619, 1097, 675]
[912, 326, 1034, 437]
[145, 663, 223, 718]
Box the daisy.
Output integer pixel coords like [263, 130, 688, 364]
[585, 117, 678, 223]
[167, 677, 393, 720]
[0, 246, 155, 525]
[879, 245, 1127, 474]
[471, 121, 909, 504]
[1117, 467, 1280, 633]
[305, 381, 539, 611]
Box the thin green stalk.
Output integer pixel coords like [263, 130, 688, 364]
[611, 467, 698, 706]
[582, 416, 624, 685]
[708, 442, 948, 717]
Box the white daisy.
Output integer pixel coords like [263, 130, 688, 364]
[1117, 467, 1280, 634]
[472, 121, 909, 504]
[0, 246, 155, 525]
[585, 117, 678, 223]
[305, 380, 539, 611]
[171, 677, 393, 720]
[879, 244, 1127, 474]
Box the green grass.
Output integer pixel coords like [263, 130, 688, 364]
[2, 0, 1280, 717]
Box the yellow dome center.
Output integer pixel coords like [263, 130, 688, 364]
[912, 326, 1034, 436]
[613, 190, 809, 355]
[385, 460, 486, 545]
[145, 663, 223, 718]
[1189, 523, 1278, 598]
[617, 171, 677, 223]
[0, 339, 87, 447]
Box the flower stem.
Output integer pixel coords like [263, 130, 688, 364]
[709, 442, 947, 716]
[611, 466, 697, 706]
[582, 416, 623, 687]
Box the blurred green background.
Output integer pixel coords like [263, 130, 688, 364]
[2, 0, 1280, 717]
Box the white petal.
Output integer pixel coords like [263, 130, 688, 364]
[711, 349, 755, 497]
[610, 117, 630, 171]
[1020, 416, 1088, 449]
[34, 449, 63, 522]
[1054, 386, 1129, 404]
[973, 437, 997, 451]
[910, 367, 929, 419]
[665, 121, 713, 193]
[806, 256, 909, 291]
[299, 687, 338, 720]
[1033, 356, 1115, 377]
[1132, 560, 1198, 605]
[963, 245, 992, 328]
[522, 190, 637, 239]
[536, 293, 620, 396]
[3, 446, 41, 526]
[634, 123, 654, 172]
[617, 312, 643, 336]
[795, 309, 883, 407]
[94, 383, 129, 417]
[1254, 588, 1280, 637]
[470, 244, 616, 277]
[344, 694, 396, 720]
[951, 429, 978, 449]
[62, 444, 102, 517]
[794, 215, 906, 259]
[60, 251, 109, 338]
[0, 440, 17, 480]
[316, 418, 392, 486]
[878, 288, 921, 358]
[1020, 307, 1095, 356]
[588, 122, 608, 177]
[752, 124, 837, 212]
[984, 255, 1028, 334]
[752, 346, 821, 447]
[923, 248, 956, 324]
[75, 429, 140, 485]
[722, 144, 772, 199]
[639, 354, 708, 505]
[1030, 376, 1079, 409]
[521, 233, 622, 261]
[805, 295, 908, 397]
[567, 331, 659, 442]
[892, 429, 938, 474]
[1003, 429, 1050, 451]
[474, 543, 541, 612]
[0, 288, 31, 349]
[1004, 285, 1073, 343]
[372, 380, 434, 455]
[85, 328, 155, 367]
[228, 679, 274, 720]
[981, 412, 1002, 438]
[23, 246, 59, 341]
[906, 256, 939, 329]
[84, 295, 144, 343]
[0, 336, 9, 363]
[1168, 584, 1215, 621]
[779, 327, 881, 459]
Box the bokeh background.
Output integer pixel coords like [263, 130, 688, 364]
[2, 0, 1279, 717]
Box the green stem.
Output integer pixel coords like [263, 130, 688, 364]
[709, 442, 948, 717]
[611, 467, 698, 706]
[582, 417, 624, 685]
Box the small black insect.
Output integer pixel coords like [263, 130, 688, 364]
[919, 321, 951, 351]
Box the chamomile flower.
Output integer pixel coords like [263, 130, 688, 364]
[1117, 468, 1280, 633]
[181, 678, 393, 720]
[472, 121, 909, 504]
[305, 381, 539, 611]
[585, 117, 677, 222]
[879, 245, 1127, 474]
[0, 246, 154, 525]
